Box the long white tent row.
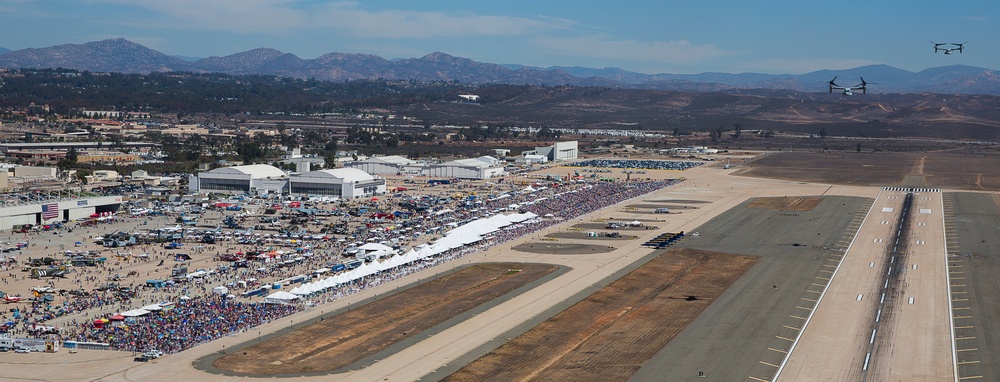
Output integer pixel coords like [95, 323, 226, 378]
[288, 211, 539, 296]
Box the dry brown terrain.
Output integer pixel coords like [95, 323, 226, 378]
[443, 248, 758, 382]
[737, 151, 1000, 191]
[746, 196, 823, 210]
[211, 262, 557, 375]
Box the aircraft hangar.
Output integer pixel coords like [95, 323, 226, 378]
[0, 195, 123, 229]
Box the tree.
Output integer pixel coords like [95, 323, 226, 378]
[733, 124, 742, 139]
[856, 143, 862, 153]
[65, 147, 79, 163]
[819, 127, 828, 139]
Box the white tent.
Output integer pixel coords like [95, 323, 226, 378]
[141, 304, 163, 311]
[120, 308, 151, 317]
[264, 291, 300, 304]
[359, 243, 393, 252]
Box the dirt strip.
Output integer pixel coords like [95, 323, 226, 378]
[443, 248, 758, 382]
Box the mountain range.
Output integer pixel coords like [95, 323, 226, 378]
[2, 38, 1000, 95]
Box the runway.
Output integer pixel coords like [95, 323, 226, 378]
[777, 188, 954, 381]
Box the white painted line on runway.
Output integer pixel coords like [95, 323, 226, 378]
[884, 279, 889, 288]
[909, 297, 914, 304]
[876, 309, 881, 322]
[880, 293, 886, 304]
[913, 264, 917, 270]
[870, 329, 877, 344]
[863, 352, 872, 370]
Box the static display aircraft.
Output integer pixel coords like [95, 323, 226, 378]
[30, 266, 70, 279]
[827, 76, 871, 96]
[932, 41, 966, 55]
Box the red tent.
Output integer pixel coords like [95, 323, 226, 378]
[109, 314, 126, 321]
[93, 319, 105, 328]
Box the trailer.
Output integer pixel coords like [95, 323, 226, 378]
[12, 337, 58, 352]
[240, 287, 270, 298]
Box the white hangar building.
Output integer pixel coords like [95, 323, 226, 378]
[522, 141, 578, 162]
[290, 168, 386, 199]
[193, 164, 290, 195]
[423, 156, 506, 179]
[0, 195, 123, 229]
[345, 155, 419, 176]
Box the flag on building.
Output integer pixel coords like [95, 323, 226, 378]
[41, 203, 59, 220]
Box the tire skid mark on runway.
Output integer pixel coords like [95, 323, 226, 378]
[861, 190, 914, 382]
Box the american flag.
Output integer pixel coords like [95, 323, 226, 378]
[41, 203, 59, 220]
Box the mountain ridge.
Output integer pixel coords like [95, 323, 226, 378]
[1, 39, 999, 94]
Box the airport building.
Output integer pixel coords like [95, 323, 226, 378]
[521, 141, 578, 162]
[423, 156, 506, 179]
[193, 164, 385, 199]
[290, 168, 386, 199]
[344, 155, 420, 175]
[193, 164, 290, 195]
[0, 194, 123, 229]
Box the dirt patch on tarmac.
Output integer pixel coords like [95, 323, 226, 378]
[512, 242, 617, 254]
[444, 248, 757, 382]
[746, 196, 823, 211]
[211, 262, 557, 375]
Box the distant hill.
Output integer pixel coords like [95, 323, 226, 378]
[173, 55, 203, 62]
[2, 39, 1000, 95]
[0, 47, 9, 54]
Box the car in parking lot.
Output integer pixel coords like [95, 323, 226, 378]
[14, 348, 29, 354]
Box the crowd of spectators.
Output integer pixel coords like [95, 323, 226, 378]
[65, 295, 300, 353]
[9, 176, 685, 355]
[568, 159, 703, 170]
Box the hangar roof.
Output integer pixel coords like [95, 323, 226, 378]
[205, 164, 287, 179]
[365, 155, 415, 166]
[298, 168, 375, 183]
[439, 156, 501, 168]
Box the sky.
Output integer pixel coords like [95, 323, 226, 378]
[0, 0, 997, 75]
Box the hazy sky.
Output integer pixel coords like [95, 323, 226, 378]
[1, 1, 996, 74]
